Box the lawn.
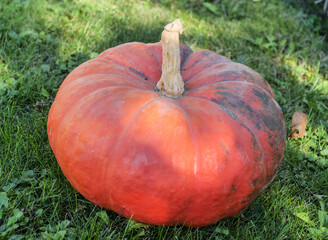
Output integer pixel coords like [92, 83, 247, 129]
[0, 0, 327, 239]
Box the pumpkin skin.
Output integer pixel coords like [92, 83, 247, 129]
[47, 42, 286, 227]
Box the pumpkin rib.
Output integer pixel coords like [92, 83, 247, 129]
[51, 87, 159, 150]
[176, 96, 266, 226]
[84, 72, 155, 87]
[145, 44, 161, 74]
[185, 80, 273, 98]
[59, 58, 151, 89]
[105, 95, 198, 226]
[54, 85, 157, 119]
[182, 94, 266, 176]
[100, 57, 151, 81]
[111, 96, 163, 152]
[50, 87, 161, 212]
[56, 73, 154, 99]
[50, 87, 160, 155]
[49, 83, 156, 140]
[62, 72, 143, 89]
[183, 63, 228, 84]
[171, 100, 200, 223]
[75, 85, 157, 98]
[181, 50, 232, 82]
[175, 100, 200, 175]
[185, 64, 266, 88]
[98, 42, 166, 84]
[184, 61, 261, 85]
[98, 57, 155, 83]
[183, 59, 272, 94]
[186, 82, 285, 184]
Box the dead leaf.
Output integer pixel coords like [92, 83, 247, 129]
[36, 100, 45, 110]
[290, 110, 307, 138]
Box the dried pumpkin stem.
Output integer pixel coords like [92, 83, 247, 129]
[156, 19, 184, 98]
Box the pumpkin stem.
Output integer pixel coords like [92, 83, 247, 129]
[156, 19, 184, 98]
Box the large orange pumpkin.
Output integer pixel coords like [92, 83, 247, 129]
[47, 20, 286, 227]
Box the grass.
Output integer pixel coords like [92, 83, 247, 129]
[0, 0, 327, 239]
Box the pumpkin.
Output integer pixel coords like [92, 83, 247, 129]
[47, 19, 286, 227]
